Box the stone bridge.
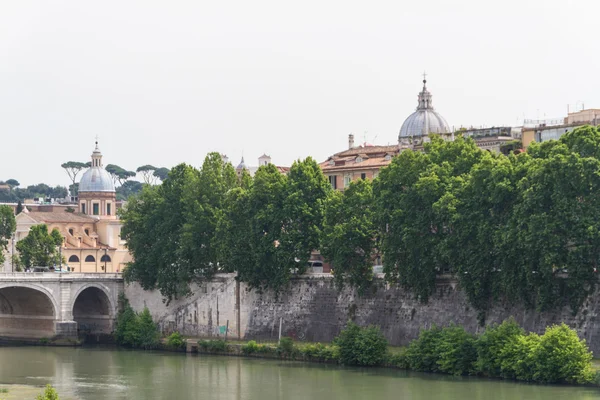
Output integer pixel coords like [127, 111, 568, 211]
[0, 273, 123, 340]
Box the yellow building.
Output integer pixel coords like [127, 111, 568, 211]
[15, 142, 131, 272]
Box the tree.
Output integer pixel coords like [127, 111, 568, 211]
[280, 157, 331, 274]
[136, 165, 158, 184]
[321, 178, 376, 294]
[121, 158, 236, 303]
[0, 205, 16, 265]
[61, 161, 88, 187]
[506, 130, 600, 312]
[219, 164, 289, 292]
[374, 137, 484, 302]
[69, 183, 79, 197]
[16, 224, 63, 268]
[153, 167, 170, 182]
[16, 200, 23, 215]
[5, 179, 19, 188]
[106, 164, 137, 186]
[116, 180, 143, 201]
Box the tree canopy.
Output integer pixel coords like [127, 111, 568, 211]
[119, 126, 600, 317]
[61, 161, 88, 186]
[16, 224, 63, 268]
[121, 153, 237, 302]
[0, 205, 16, 264]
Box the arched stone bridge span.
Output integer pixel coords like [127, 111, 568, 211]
[0, 273, 123, 340]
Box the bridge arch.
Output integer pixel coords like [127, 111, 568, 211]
[0, 283, 59, 339]
[70, 283, 116, 335]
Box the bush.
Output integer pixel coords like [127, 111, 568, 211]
[499, 332, 540, 381]
[405, 326, 443, 372]
[114, 295, 160, 349]
[199, 339, 229, 352]
[334, 322, 388, 366]
[36, 384, 59, 400]
[387, 350, 409, 369]
[476, 317, 524, 377]
[277, 337, 296, 357]
[302, 343, 340, 362]
[166, 332, 185, 349]
[531, 324, 593, 384]
[242, 340, 259, 354]
[436, 325, 477, 376]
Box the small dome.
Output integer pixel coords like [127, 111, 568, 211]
[79, 167, 115, 192]
[399, 77, 450, 139]
[78, 141, 115, 193]
[399, 109, 450, 138]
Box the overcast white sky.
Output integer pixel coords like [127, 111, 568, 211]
[1, 0, 598, 187]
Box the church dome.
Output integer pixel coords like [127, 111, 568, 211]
[399, 77, 450, 139]
[79, 142, 115, 193]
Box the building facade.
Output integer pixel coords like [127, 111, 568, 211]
[14, 143, 131, 273]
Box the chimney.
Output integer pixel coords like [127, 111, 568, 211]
[348, 134, 355, 149]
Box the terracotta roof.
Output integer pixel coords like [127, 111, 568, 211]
[321, 157, 394, 172]
[27, 212, 96, 224]
[334, 145, 399, 158]
[320, 144, 399, 172]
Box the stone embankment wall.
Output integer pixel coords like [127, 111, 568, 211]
[125, 274, 600, 354]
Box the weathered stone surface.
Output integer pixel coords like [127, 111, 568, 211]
[0, 273, 122, 338]
[125, 274, 600, 354]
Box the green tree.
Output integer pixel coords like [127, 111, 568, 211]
[5, 179, 19, 188]
[122, 156, 237, 302]
[116, 180, 143, 201]
[321, 179, 376, 294]
[232, 164, 289, 292]
[374, 137, 484, 302]
[136, 165, 158, 184]
[280, 157, 331, 274]
[16, 224, 63, 268]
[16, 200, 23, 214]
[0, 205, 16, 265]
[508, 134, 600, 312]
[153, 167, 171, 182]
[61, 161, 88, 187]
[106, 164, 136, 186]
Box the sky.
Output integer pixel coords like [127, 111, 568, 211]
[1, 0, 598, 187]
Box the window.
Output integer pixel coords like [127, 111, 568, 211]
[344, 174, 352, 187]
[81, 203, 86, 214]
[84, 229, 90, 236]
[100, 254, 111, 262]
[355, 156, 363, 163]
[107, 203, 111, 216]
[361, 173, 366, 180]
[384, 154, 392, 161]
[328, 175, 337, 189]
[68, 255, 80, 263]
[84, 255, 95, 262]
[93, 203, 99, 215]
[68, 228, 74, 236]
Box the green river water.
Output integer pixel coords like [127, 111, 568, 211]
[0, 346, 599, 399]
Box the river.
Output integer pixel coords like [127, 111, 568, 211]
[0, 346, 598, 399]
